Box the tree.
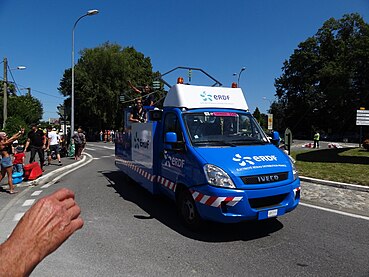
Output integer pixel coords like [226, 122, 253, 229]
[274, 13, 369, 140]
[58, 43, 160, 133]
[1, 94, 43, 139]
[0, 81, 16, 95]
[252, 107, 268, 129]
[7, 95, 43, 125]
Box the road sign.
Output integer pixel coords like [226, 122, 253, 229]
[267, 114, 273, 130]
[356, 110, 369, 126]
[152, 81, 161, 90]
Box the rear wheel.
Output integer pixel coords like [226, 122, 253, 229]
[177, 189, 203, 230]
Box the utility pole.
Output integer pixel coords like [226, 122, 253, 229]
[3, 57, 8, 129]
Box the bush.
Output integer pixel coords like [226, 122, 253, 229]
[363, 139, 369, 151]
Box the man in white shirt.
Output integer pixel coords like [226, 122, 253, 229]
[47, 126, 62, 166]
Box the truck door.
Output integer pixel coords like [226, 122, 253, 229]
[159, 112, 186, 197]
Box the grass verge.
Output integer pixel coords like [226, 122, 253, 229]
[291, 147, 369, 186]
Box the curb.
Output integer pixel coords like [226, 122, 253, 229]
[300, 176, 369, 193]
[1, 156, 87, 190]
[28, 155, 87, 187]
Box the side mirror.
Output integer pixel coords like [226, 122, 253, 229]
[165, 132, 177, 143]
[149, 109, 162, 121]
[165, 132, 186, 152]
[271, 131, 280, 146]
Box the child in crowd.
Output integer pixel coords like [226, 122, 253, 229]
[13, 146, 25, 175]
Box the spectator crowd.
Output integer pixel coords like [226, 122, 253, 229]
[0, 124, 87, 194]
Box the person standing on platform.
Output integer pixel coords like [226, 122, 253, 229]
[128, 81, 154, 106]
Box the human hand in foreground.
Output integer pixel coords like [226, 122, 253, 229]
[0, 188, 84, 276]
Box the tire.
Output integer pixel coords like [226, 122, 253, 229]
[177, 188, 203, 230]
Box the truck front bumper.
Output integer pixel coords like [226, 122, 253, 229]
[191, 179, 300, 223]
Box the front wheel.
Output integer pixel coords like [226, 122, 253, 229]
[177, 189, 203, 230]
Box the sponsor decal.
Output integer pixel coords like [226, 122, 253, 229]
[200, 91, 231, 103]
[200, 91, 213, 102]
[233, 154, 255, 166]
[212, 112, 237, 117]
[134, 132, 150, 149]
[213, 94, 230, 101]
[232, 153, 287, 171]
[163, 151, 185, 169]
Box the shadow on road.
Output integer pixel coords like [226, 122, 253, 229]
[296, 148, 369, 165]
[101, 170, 283, 242]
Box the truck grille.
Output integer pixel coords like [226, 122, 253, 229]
[249, 193, 288, 209]
[241, 172, 288, 185]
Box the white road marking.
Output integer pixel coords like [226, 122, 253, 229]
[41, 183, 52, 188]
[86, 145, 114, 150]
[13, 212, 25, 221]
[47, 153, 94, 185]
[22, 199, 35, 207]
[93, 154, 115, 160]
[31, 190, 43, 196]
[300, 202, 369, 221]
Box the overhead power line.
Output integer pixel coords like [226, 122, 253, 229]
[0, 76, 64, 99]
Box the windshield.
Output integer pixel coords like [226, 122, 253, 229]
[183, 111, 269, 146]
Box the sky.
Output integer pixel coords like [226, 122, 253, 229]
[1, 0, 368, 122]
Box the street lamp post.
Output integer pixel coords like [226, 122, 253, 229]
[3, 57, 26, 128]
[233, 67, 246, 87]
[71, 9, 99, 133]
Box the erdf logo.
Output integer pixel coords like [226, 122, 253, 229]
[163, 151, 172, 167]
[200, 91, 212, 102]
[232, 154, 278, 167]
[134, 132, 149, 149]
[163, 152, 185, 168]
[232, 154, 255, 166]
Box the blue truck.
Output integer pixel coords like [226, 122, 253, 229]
[115, 77, 300, 228]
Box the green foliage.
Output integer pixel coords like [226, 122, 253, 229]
[3, 116, 27, 144]
[0, 94, 43, 136]
[252, 107, 261, 122]
[274, 13, 369, 139]
[7, 95, 43, 124]
[0, 81, 16, 95]
[58, 42, 160, 132]
[292, 148, 369, 185]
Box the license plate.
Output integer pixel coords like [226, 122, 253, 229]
[258, 208, 281, 220]
[267, 209, 278, 218]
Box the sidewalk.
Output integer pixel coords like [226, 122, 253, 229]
[0, 152, 83, 190]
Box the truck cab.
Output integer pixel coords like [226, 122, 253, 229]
[115, 81, 300, 228]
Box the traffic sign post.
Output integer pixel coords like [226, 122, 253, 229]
[267, 114, 273, 130]
[356, 109, 369, 126]
[284, 128, 292, 155]
[356, 109, 369, 147]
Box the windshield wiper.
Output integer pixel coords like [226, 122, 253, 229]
[227, 138, 267, 145]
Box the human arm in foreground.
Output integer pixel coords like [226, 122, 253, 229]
[0, 188, 84, 276]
